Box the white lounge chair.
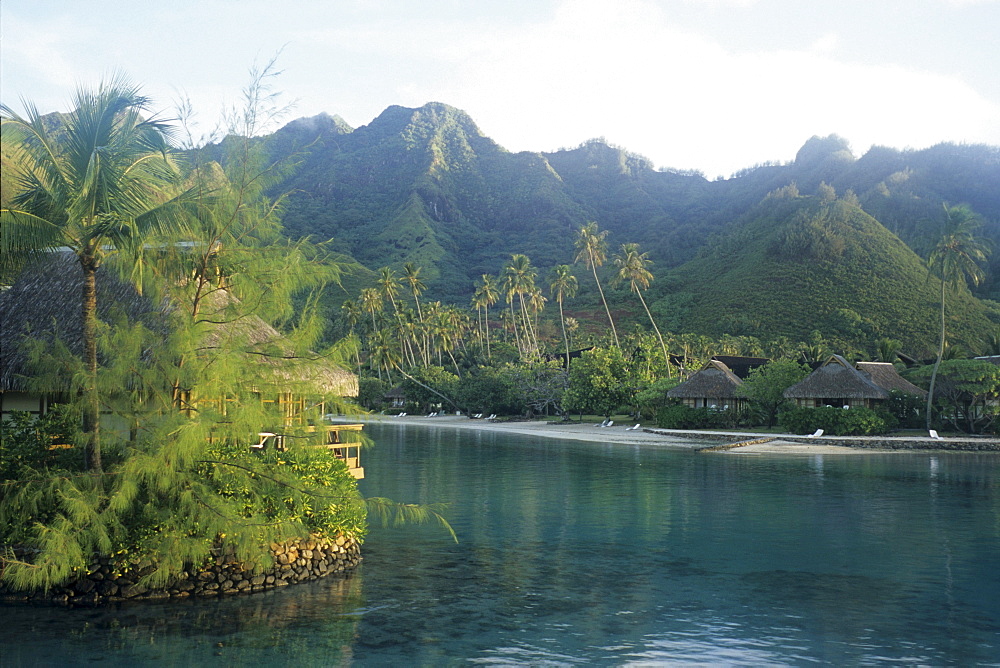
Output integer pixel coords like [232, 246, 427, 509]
[252, 432, 283, 450]
[596, 419, 608, 427]
[487, 414, 496, 420]
[806, 429, 824, 438]
[625, 424, 640, 431]
[929, 429, 941, 440]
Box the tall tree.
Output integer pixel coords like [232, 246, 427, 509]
[476, 274, 499, 360]
[574, 222, 619, 347]
[502, 254, 539, 356]
[402, 262, 428, 362]
[925, 204, 990, 429]
[612, 242, 670, 376]
[548, 265, 578, 370]
[1, 75, 188, 473]
[402, 262, 426, 321]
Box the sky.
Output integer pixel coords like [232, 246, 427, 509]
[2, 0, 999, 178]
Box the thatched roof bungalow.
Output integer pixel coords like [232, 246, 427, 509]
[1, 253, 356, 421]
[710, 355, 770, 380]
[855, 362, 927, 398]
[666, 359, 746, 410]
[784, 355, 925, 409]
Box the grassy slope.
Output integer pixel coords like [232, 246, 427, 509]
[664, 194, 995, 355]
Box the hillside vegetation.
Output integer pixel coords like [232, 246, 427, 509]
[6, 101, 987, 353]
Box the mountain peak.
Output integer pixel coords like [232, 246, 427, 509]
[280, 112, 353, 135]
[367, 102, 484, 139]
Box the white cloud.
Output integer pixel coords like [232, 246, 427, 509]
[382, 0, 1000, 176]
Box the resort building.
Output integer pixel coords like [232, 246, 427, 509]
[1, 252, 362, 475]
[783, 355, 926, 409]
[666, 356, 769, 410]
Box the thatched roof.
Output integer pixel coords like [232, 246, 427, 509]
[855, 362, 927, 397]
[1, 252, 163, 392]
[667, 360, 743, 399]
[195, 289, 356, 396]
[711, 355, 770, 380]
[784, 355, 889, 401]
[0, 253, 356, 397]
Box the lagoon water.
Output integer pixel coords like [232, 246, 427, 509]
[2, 423, 999, 666]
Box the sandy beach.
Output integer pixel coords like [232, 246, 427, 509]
[343, 414, 956, 454]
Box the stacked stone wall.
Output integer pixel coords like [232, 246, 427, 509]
[0, 534, 360, 606]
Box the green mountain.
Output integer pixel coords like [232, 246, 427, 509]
[201, 103, 1000, 352]
[660, 189, 996, 351]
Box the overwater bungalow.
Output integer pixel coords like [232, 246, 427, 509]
[0, 252, 363, 477]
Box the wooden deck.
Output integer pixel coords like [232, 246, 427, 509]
[308, 424, 365, 479]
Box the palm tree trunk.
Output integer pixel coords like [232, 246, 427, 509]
[518, 293, 537, 354]
[926, 277, 946, 430]
[591, 261, 619, 347]
[637, 290, 671, 378]
[80, 256, 102, 473]
[559, 296, 570, 370]
[484, 303, 492, 360]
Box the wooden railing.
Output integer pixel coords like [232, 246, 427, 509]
[306, 424, 365, 479]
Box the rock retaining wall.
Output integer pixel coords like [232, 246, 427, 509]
[0, 534, 361, 607]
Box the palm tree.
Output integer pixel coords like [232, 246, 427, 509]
[548, 265, 578, 369]
[402, 262, 426, 321]
[478, 274, 499, 360]
[574, 222, 619, 347]
[502, 254, 539, 355]
[612, 242, 669, 376]
[359, 287, 383, 334]
[1, 76, 187, 472]
[875, 338, 902, 363]
[925, 205, 990, 429]
[401, 262, 427, 361]
[376, 266, 402, 318]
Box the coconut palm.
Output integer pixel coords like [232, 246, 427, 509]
[401, 262, 427, 361]
[574, 222, 619, 347]
[376, 266, 402, 318]
[502, 254, 539, 355]
[359, 287, 383, 334]
[548, 265, 578, 369]
[875, 338, 902, 363]
[402, 262, 425, 320]
[925, 204, 990, 429]
[1, 76, 188, 472]
[478, 274, 500, 359]
[612, 242, 669, 375]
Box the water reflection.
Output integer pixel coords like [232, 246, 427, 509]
[2, 427, 998, 665]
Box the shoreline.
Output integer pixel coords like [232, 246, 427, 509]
[340, 415, 999, 454]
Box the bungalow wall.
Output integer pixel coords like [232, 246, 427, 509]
[680, 398, 746, 410]
[791, 397, 876, 410]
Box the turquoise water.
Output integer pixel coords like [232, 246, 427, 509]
[2, 424, 998, 666]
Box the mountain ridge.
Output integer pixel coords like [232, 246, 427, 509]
[198, 102, 1000, 352]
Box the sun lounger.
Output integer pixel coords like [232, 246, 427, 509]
[252, 432, 283, 450]
[929, 429, 941, 439]
[625, 424, 640, 431]
[806, 429, 823, 438]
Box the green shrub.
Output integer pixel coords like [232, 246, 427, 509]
[656, 405, 726, 430]
[0, 406, 84, 480]
[778, 406, 893, 436]
[357, 376, 390, 412]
